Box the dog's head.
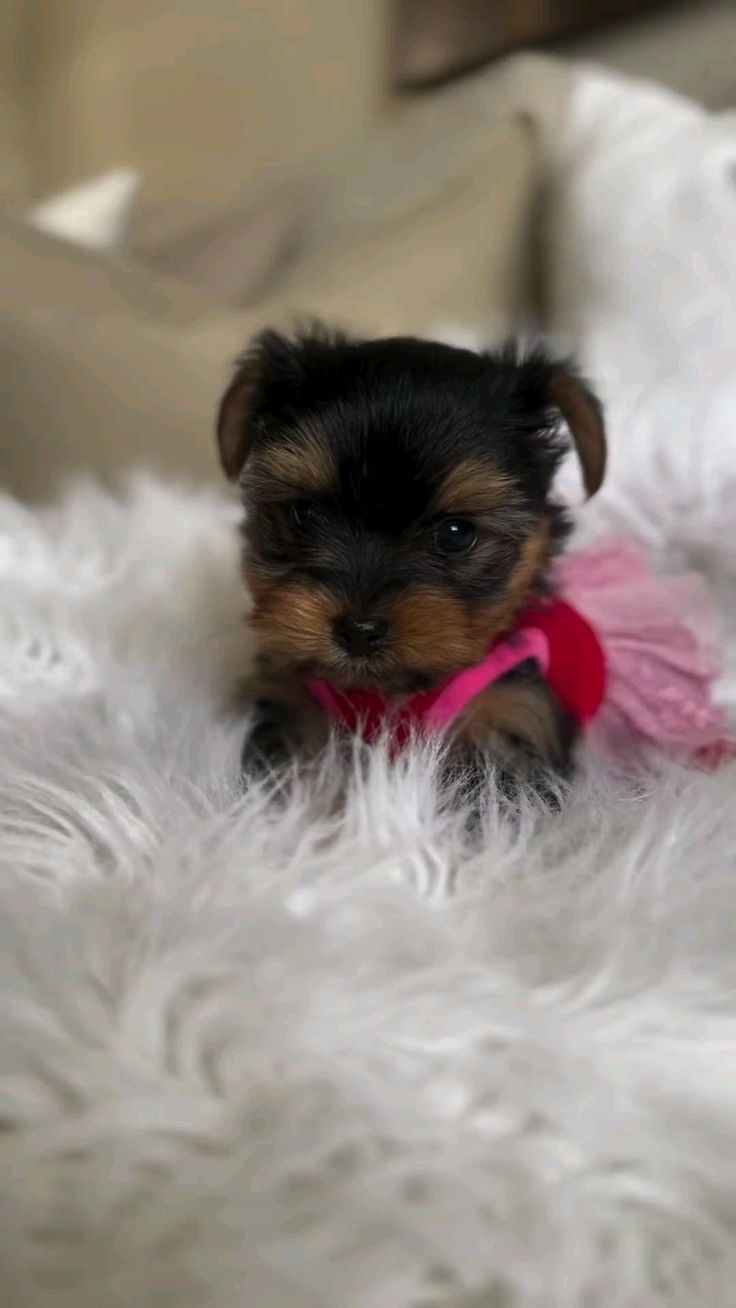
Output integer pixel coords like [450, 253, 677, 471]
[217, 328, 605, 693]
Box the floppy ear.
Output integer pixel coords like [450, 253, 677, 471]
[547, 367, 607, 498]
[216, 357, 260, 480]
[216, 329, 302, 480]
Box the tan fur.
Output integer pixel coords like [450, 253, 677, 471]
[249, 582, 340, 664]
[393, 587, 491, 675]
[430, 459, 519, 516]
[251, 434, 335, 495]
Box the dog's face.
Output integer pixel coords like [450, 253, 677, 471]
[217, 330, 605, 693]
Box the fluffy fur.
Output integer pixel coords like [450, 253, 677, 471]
[0, 471, 735, 1308]
[2, 63, 736, 1308]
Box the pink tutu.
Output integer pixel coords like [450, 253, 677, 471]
[555, 537, 735, 768]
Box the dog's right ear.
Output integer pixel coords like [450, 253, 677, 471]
[216, 330, 303, 480]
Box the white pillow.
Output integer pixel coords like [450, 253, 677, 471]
[537, 65, 736, 575]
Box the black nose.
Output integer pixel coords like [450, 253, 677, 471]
[333, 613, 389, 657]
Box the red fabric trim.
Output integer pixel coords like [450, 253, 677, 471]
[517, 597, 606, 725]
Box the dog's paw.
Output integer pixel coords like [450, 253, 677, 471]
[240, 699, 294, 786]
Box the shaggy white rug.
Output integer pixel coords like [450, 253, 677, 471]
[2, 66, 736, 1308]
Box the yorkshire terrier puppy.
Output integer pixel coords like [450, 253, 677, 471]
[216, 327, 606, 795]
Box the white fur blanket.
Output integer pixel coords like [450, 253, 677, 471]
[2, 67, 736, 1307]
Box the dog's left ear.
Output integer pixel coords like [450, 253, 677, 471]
[547, 367, 607, 498]
[216, 357, 261, 481]
[216, 329, 304, 480]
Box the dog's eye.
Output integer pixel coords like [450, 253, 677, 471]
[291, 501, 316, 530]
[434, 518, 476, 555]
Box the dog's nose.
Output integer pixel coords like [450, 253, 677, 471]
[333, 613, 389, 657]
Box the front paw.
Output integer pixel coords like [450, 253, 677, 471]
[241, 699, 294, 782]
[439, 748, 572, 823]
[494, 752, 572, 813]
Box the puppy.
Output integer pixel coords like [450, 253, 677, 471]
[217, 327, 606, 794]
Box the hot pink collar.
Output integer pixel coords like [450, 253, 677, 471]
[306, 597, 606, 752]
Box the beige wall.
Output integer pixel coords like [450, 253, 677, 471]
[6, 0, 391, 203]
[1, 0, 28, 198]
[2, 4, 537, 503]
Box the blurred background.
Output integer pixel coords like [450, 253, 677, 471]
[3, 0, 736, 499]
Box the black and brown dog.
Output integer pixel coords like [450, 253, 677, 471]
[217, 327, 606, 794]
